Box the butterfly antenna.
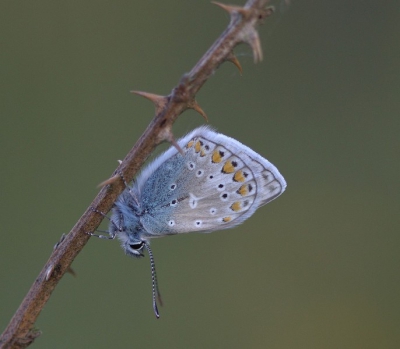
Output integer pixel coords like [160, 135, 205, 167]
[144, 243, 163, 318]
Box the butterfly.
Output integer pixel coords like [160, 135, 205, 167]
[91, 126, 286, 317]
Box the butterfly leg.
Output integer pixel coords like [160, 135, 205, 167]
[86, 207, 117, 240]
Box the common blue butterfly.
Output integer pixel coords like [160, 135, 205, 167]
[92, 126, 286, 317]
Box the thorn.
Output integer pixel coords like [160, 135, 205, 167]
[245, 29, 263, 63]
[66, 266, 77, 277]
[131, 91, 168, 114]
[170, 136, 184, 155]
[188, 100, 208, 122]
[97, 173, 120, 188]
[264, 6, 275, 18]
[157, 127, 184, 154]
[26, 328, 42, 343]
[117, 160, 122, 164]
[53, 233, 66, 250]
[212, 2, 248, 17]
[45, 263, 75, 280]
[226, 52, 243, 75]
[163, 129, 184, 155]
[45, 264, 54, 281]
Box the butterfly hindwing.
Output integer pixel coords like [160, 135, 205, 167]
[135, 127, 286, 236]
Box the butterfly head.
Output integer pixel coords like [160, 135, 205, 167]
[120, 235, 147, 258]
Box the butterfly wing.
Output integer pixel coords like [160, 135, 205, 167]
[135, 126, 286, 237]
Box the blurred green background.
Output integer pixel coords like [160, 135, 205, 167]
[1, 0, 399, 348]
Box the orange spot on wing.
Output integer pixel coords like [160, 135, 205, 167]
[233, 170, 245, 182]
[212, 150, 223, 163]
[237, 185, 248, 196]
[222, 161, 235, 173]
[230, 201, 242, 212]
[195, 140, 201, 153]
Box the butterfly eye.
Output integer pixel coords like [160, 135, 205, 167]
[129, 242, 143, 249]
[128, 241, 145, 257]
